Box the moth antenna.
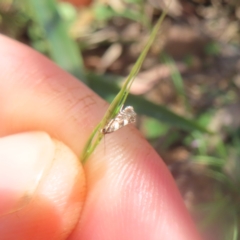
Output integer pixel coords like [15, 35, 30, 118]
[104, 133, 106, 156]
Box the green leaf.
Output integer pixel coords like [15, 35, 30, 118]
[127, 95, 210, 132]
[88, 74, 211, 133]
[143, 118, 168, 139]
[232, 214, 238, 240]
[205, 169, 232, 186]
[199, 197, 229, 230]
[193, 156, 226, 167]
[205, 41, 221, 56]
[161, 53, 191, 112]
[94, 4, 115, 21]
[24, 0, 86, 82]
[93, 2, 149, 27]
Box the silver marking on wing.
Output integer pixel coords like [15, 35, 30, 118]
[101, 106, 136, 134]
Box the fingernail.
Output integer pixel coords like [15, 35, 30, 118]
[0, 132, 55, 216]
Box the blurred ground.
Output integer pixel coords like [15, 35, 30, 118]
[1, 0, 240, 239]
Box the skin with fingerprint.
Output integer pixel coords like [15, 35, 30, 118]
[0, 35, 202, 240]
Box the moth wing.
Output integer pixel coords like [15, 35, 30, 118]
[101, 106, 136, 134]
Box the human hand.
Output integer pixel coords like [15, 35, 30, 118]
[0, 35, 201, 240]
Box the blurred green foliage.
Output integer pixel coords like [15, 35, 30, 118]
[1, 0, 240, 239]
[24, 0, 86, 81]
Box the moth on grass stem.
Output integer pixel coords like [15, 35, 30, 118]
[101, 106, 136, 134]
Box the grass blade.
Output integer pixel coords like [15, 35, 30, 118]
[193, 156, 226, 167]
[127, 94, 210, 133]
[232, 214, 238, 240]
[81, 11, 167, 163]
[88, 74, 211, 133]
[161, 53, 191, 112]
[199, 198, 228, 230]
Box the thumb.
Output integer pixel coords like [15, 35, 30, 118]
[0, 132, 85, 240]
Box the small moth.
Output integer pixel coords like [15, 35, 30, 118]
[101, 106, 136, 134]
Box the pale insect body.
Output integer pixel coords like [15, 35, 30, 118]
[101, 106, 136, 134]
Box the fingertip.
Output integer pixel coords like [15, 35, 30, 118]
[0, 132, 86, 239]
[69, 128, 201, 240]
[0, 34, 200, 240]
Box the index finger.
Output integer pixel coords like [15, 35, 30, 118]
[0, 35, 201, 240]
